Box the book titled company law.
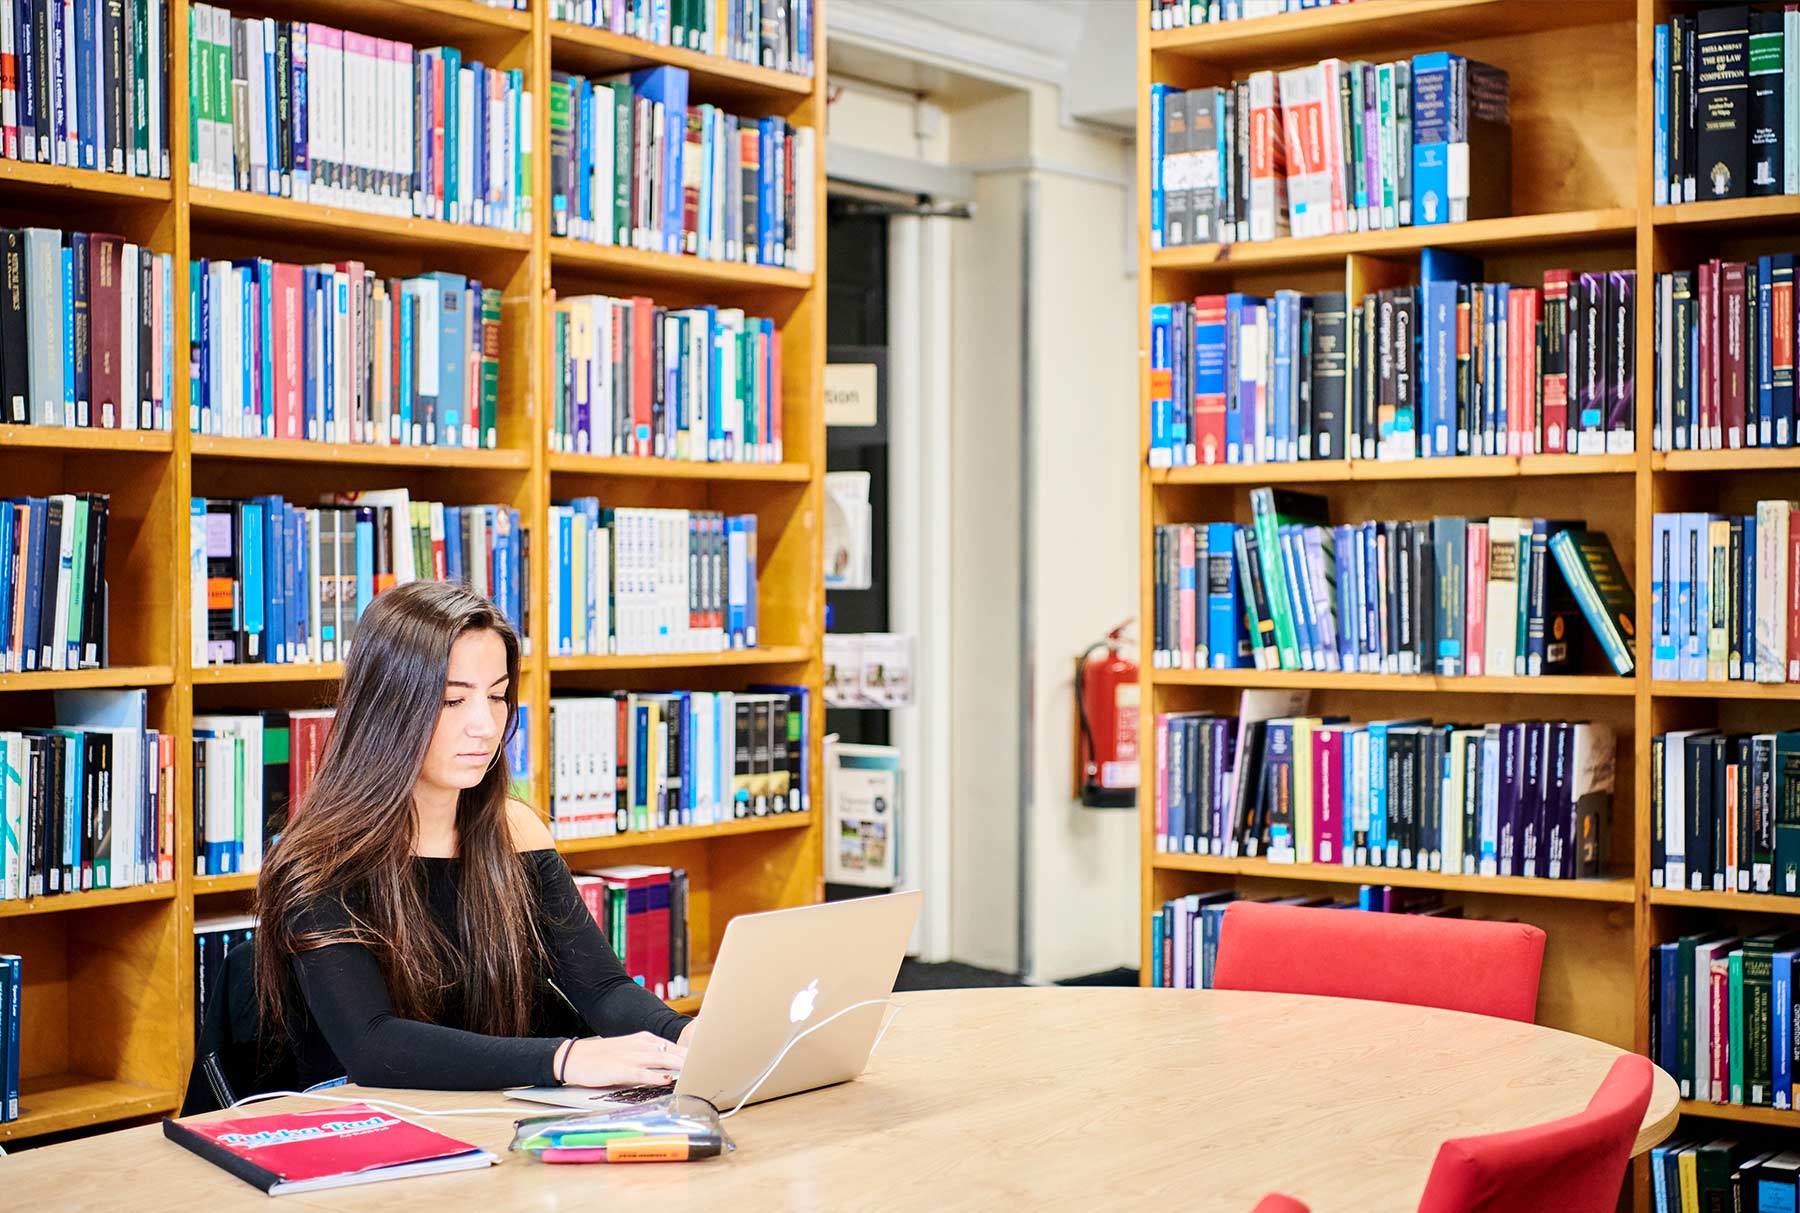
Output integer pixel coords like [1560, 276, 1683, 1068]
[162, 1103, 496, 1194]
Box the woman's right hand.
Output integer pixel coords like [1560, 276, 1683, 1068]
[559, 1032, 688, 1088]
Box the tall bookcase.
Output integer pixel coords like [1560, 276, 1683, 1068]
[1137, 0, 1800, 1201]
[0, 0, 826, 1145]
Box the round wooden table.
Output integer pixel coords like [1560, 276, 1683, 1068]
[1, 987, 1680, 1212]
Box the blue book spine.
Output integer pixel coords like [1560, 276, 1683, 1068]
[1333, 524, 1357, 671]
[1776, 949, 1796, 1110]
[1280, 525, 1317, 669]
[435, 272, 467, 447]
[291, 25, 309, 196]
[1150, 84, 1169, 250]
[0, 504, 12, 670]
[75, 0, 94, 169]
[263, 500, 284, 664]
[1497, 722, 1522, 876]
[60, 246, 72, 418]
[354, 511, 374, 619]
[444, 47, 461, 222]
[1674, 513, 1697, 680]
[1658, 941, 1680, 1078]
[1149, 912, 1163, 987]
[258, 263, 274, 436]
[1206, 522, 1246, 668]
[1760, 255, 1776, 445]
[21, 499, 45, 672]
[262, 27, 278, 195]
[1421, 276, 1461, 457]
[1743, 513, 1758, 682]
[1149, 303, 1172, 467]
[443, 507, 463, 587]
[1270, 293, 1292, 461]
[398, 287, 414, 443]
[1368, 722, 1389, 866]
[1526, 519, 1549, 676]
[62, 733, 82, 885]
[2, 954, 18, 1121]
[241, 501, 264, 661]
[557, 510, 573, 654]
[1409, 52, 1453, 227]
[1654, 26, 1669, 205]
[294, 506, 310, 661]
[1651, 513, 1677, 679]
[1223, 294, 1245, 462]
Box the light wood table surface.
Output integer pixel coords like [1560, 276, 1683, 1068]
[1, 987, 1678, 1211]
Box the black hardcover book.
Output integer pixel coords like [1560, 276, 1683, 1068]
[1163, 87, 1190, 248]
[32, 0, 50, 163]
[1394, 288, 1417, 457]
[1310, 292, 1348, 459]
[1734, 736, 1755, 893]
[25, 736, 46, 894]
[1393, 728, 1419, 869]
[48, 731, 67, 891]
[1671, 271, 1695, 448]
[1360, 293, 1380, 458]
[192, 736, 207, 861]
[79, 731, 100, 889]
[1696, 5, 1750, 200]
[0, 229, 25, 424]
[1686, 733, 1713, 891]
[1520, 721, 1545, 879]
[1377, 290, 1396, 447]
[1711, 733, 1730, 891]
[1651, 734, 1667, 885]
[1684, 16, 1700, 199]
[104, 0, 124, 174]
[275, 23, 292, 193]
[1394, 522, 1415, 673]
[1415, 518, 1436, 679]
[93, 731, 113, 890]
[80, 493, 106, 667]
[1749, 9, 1784, 196]
[13, 0, 34, 163]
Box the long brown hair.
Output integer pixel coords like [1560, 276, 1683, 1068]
[254, 579, 542, 1044]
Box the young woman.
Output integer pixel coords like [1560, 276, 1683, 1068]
[254, 579, 692, 1092]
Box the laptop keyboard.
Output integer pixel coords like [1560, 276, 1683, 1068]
[599, 1083, 676, 1105]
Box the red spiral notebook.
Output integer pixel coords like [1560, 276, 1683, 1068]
[162, 1103, 498, 1195]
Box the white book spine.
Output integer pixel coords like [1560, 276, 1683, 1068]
[1788, 8, 1800, 195]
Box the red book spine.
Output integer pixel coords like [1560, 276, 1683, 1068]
[1789, 508, 1800, 682]
[391, 278, 405, 444]
[1178, 524, 1196, 668]
[1711, 958, 1729, 1103]
[1722, 261, 1747, 448]
[1697, 260, 1715, 449]
[1524, 288, 1541, 454]
[1314, 727, 1340, 864]
[89, 235, 121, 430]
[272, 263, 300, 439]
[160, 732, 175, 881]
[770, 323, 782, 460]
[651, 874, 671, 999]
[1506, 293, 1524, 456]
[1193, 293, 1229, 463]
[615, 698, 630, 834]
[1154, 714, 1169, 846]
[1466, 522, 1489, 676]
[1540, 270, 1571, 454]
[632, 296, 654, 457]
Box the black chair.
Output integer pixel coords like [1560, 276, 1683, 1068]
[181, 939, 304, 1115]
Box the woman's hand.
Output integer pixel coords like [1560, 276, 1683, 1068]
[559, 1032, 688, 1088]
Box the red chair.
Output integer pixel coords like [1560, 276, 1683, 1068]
[1251, 1197, 1309, 1213]
[1416, 1054, 1653, 1213]
[1210, 901, 1545, 1023]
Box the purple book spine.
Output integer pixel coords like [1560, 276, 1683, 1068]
[1546, 721, 1575, 879]
[1497, 721, 1523, 876]
[1608, 269, 1636, 453]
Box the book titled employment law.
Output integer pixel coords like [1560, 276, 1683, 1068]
[163, 1103, 496, 1194]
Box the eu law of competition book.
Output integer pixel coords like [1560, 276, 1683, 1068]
[190, 259, 502, 450]
[549, 687, 808, 838]
[1151, 52, 1507, 248]
[0, 690, 174, 900]
[188, 7, 532, 232]
[189, 491, 525, 668]
[1655, 6, 1800, 202]
[549, 293, 783, 464]
[548, 65, 815, 271]
[163, 1103, 496, 1194]
[0, 227, 176, 430]
[1147, 257, 1634, 467]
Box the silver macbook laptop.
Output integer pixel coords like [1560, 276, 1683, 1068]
[510, 890, 921, 1114]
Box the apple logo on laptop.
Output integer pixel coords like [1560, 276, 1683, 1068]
[789, 978, 820, 1024]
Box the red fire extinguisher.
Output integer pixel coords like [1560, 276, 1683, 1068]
[1076, 620, 1139, 809]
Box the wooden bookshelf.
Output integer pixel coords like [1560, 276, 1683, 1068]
[0, 0, 825, 1145]
[1672, 1100, 1800, 1130]
[1136, 3, 1751, 1201]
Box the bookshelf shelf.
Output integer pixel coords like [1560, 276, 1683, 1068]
[0, 160, 173, 203]
[0, 666, 175, 693]
[548, 645, 813, 672]
[0, 425, 175, 453]
[1148, 0, 1632, 68]
[548, 22, 813, 102]
[557, 813, 813, 855]
[1148, 208, 1637, 275]
[1152, 852, 1636, 904]
[1151, 668, 1635, 697]
[1651, 448, 1800, 473]
[667, 970, 711, 1016]
[547, 236, 814, 291]
[189, 434, 532, 470]
[1648, 888, 1800, 916]
[193, 873, 260, 896]
[1652, 195, 1800, 232]
[1672, 1100, 1800, 1129]
[0, 883, 177, 919]
[1153, 454, 1637, 486]
[0, 1076, 180, 1143]
[546, 453, 814, 482]
[187, 188, 534, 256]
[1650, 682, 1800, 702]
[0, 0, 826, 1148]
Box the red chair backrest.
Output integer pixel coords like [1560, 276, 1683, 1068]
[1210, 901, 1545, 1023]
[1416, 1054, 1654, 1213]
[1251, 1196, 1310, 1213]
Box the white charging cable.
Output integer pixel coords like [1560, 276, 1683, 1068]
[226, 997, 908, 1124]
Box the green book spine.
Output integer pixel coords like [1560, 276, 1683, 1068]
[480, 287, 500, 450]
[1548, 528, 1638, 675]
[1731, 948, 1745, 1103]
[1250, 490, 1299, 668]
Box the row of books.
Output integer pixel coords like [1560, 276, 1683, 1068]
[191, 704, 531, 875]
[549, 295, 783, 463]
[1148, 889, 1456, 991]
[1651, 257, 1800, 451]
[572, 865, 690, 1002]
[1652, 929, 1800, 1113]
[0, 955, 16, 1122]
[1650, 508, 1800, 684]
[548, 687, 807, 839]
[1651, 1135, 1800, 1213]
[548, 503, 756, 656]
[193, 913, 255, 1041]
[1148, 0, 1355, 28]
[2, 228, 176, 430]
[2, 494, 109, 674]
[0, 690, 175, 898]
[1655, 8, 1800, 203]
[190, 259, 501, 449]
[1147, 262, 1637, 467]
[548, 0, 815, 79]
[0, 0, 170, 178]
[1150, 491, 1636, 678]
[189, 492, 527, 668]
[547, 65, 814, 269]
[1651, 729, 1800, 896]
[189, 7, 532, 232]
[1154, 707, 1616, 880]
[1150, 53, 1509, 248]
